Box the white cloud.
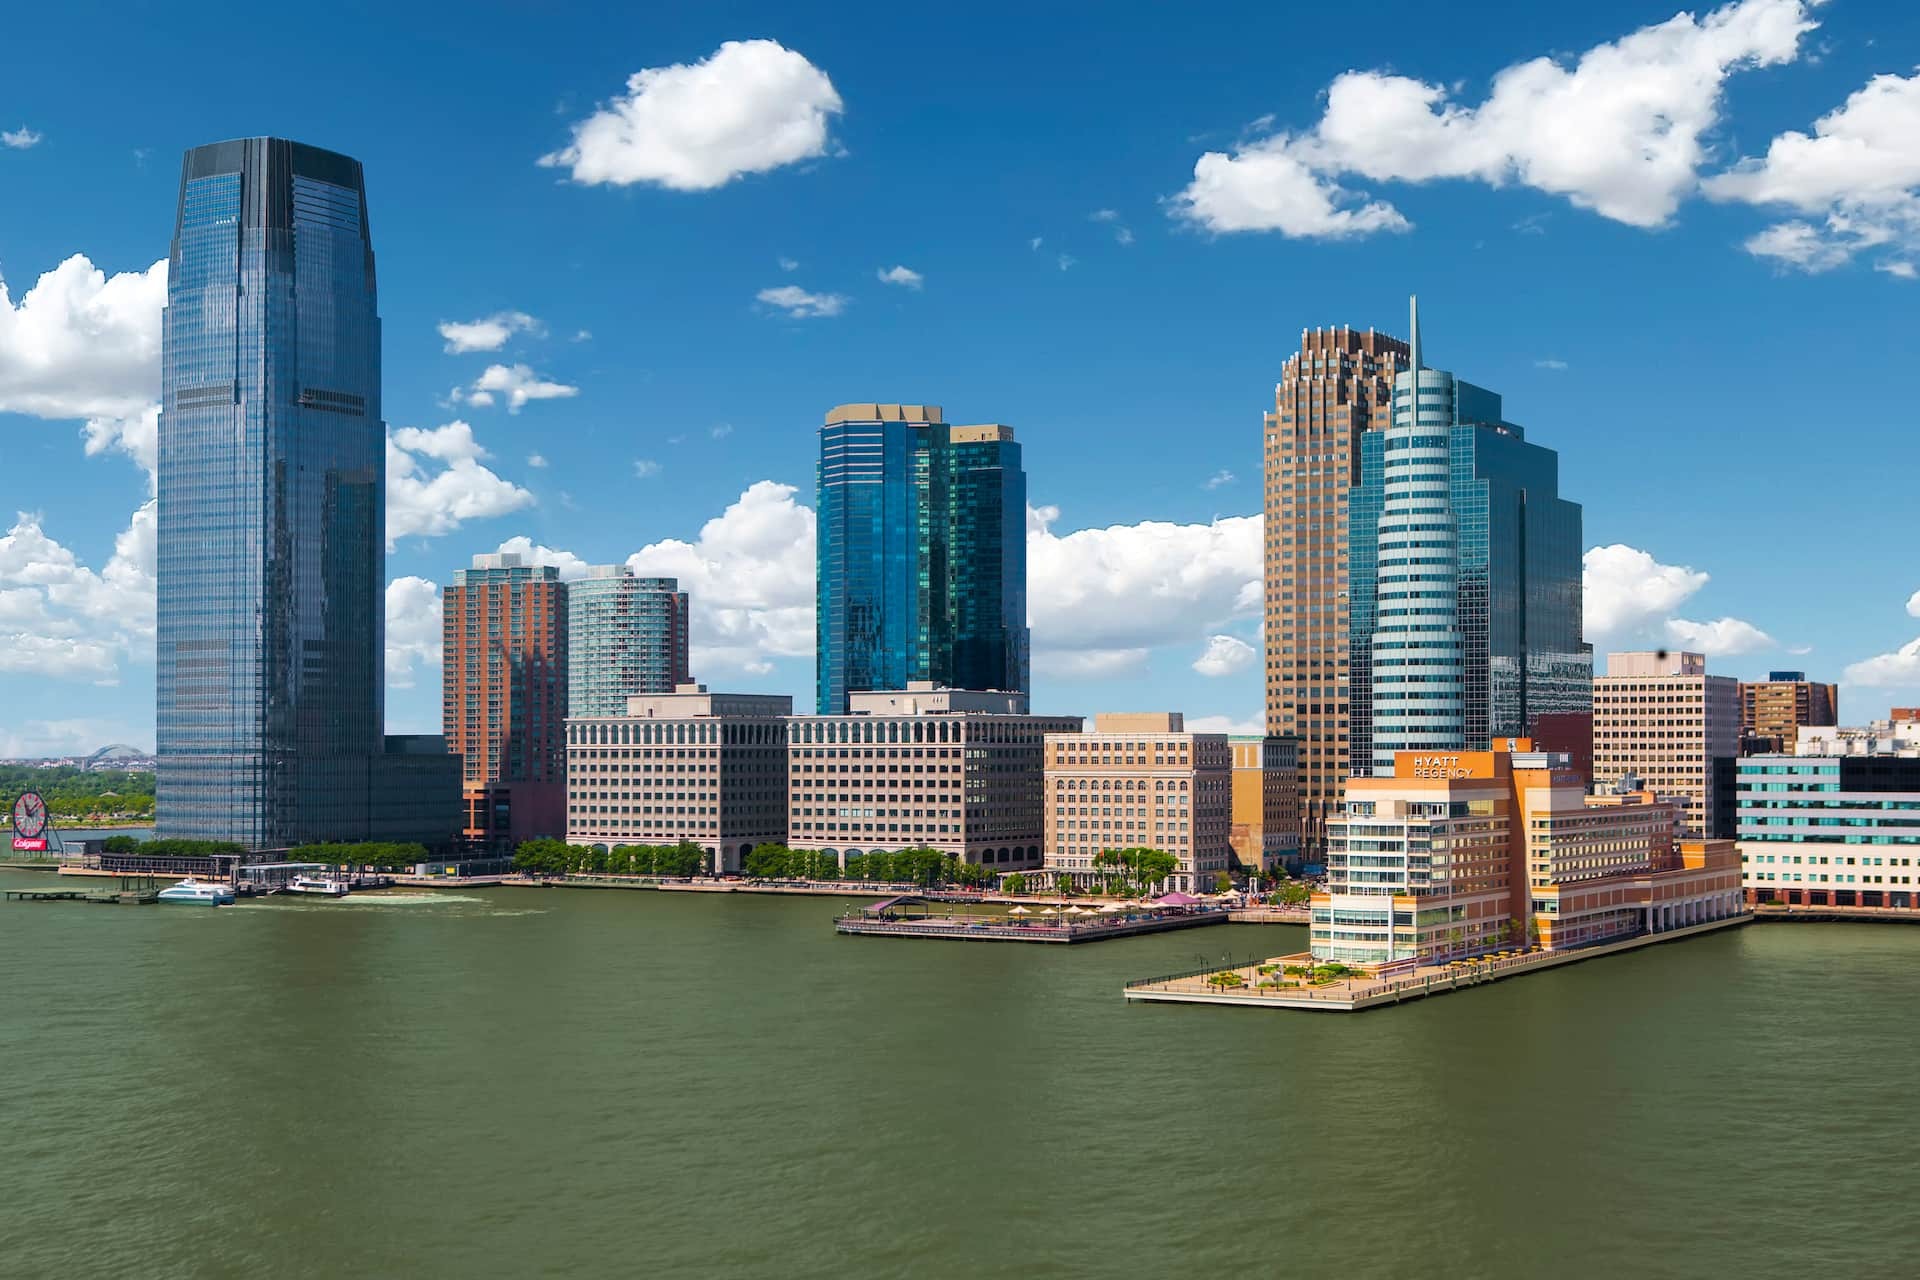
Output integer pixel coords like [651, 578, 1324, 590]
[1706, 67, 1920, 273]
[1091, 209, 1121, 223]
[0, 718, 156, 759]
[779, 257, 800, 272]
[1584, 542, 1773, 656]
[1090, 208, 1135, 245]
[527, 453, 549, 468]
[493, 536, 593, 581]
[710, 423, 733, 439]
[1877, 259, 1918, 280]
[439, 310, 541, 353]
[1535, 358, 1569, 370]
[1664, 615, 1775, 655]
[1174, 0, 1817, 237]
[456, 363, 579, 412]
[82, 403, 160, 489]
[1203, 469, 1235, 490]
[1193, 634, 1257, 677]
[1029, 236, 1044, 251]
[876, 265, 923, 289]
[0, 504, 155, 681]
[3, 126, 43, 149]
[386, 422, 536, 547]
[1028, 504, 1262, 680]
[541, 39, 843, 191]
[571, 328, 593, 342]
[1187, 714, 1265, 736]
[629, 481, 816, 675]
[1846, 637, 1920, 688]
[0, 254, 166, 422]
[385, 577, 443, 690]
[1057, 254, 1076, 271]
[757, 285, 847, 318]
[1115, 227, 1135, 246]
[633, 459, 662, 478]
[1907, 590, 1920, 619]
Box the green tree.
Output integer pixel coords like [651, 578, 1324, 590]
[745, 843, 792, 879]
[1213, 870, 1234, 894]
[1004, 872, 1026, 896]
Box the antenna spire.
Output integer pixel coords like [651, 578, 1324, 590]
[1409, 294, 1422, 371]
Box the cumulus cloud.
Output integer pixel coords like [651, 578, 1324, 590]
[385, 577, 443, 689]
[1843, 589, 1920, 689]
[1203, 469, 1235, 490]
[1173, 0, 1817, 237]
[82, 403, 160, 489]
[527, 453, 548, 468]
[1584, 542, 1773, 656]
[386, 421, 536, 547]
[455, 362, 579, 412]
[1706, 67, 1920, 273]
[756, 285, 847, 318]
[493, 536, 593, 581]
[439, 310, 541, 353]
[0, 504, 155, 681]
[541, 39, 843, 191]
[876, 265, 923, 289]
[629, 481, 816, 675]
[0, 254, 166, 425]
[1187, 714, 1265, 736]
[1193, 634, 1257, 678]
[633, 459, 662, 478]
[3, 126, 43, 149]
[1028, 504, 1261, 679]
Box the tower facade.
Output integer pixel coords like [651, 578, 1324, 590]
[814, 404, 1028, 714]
[566, 567, 690, 717]
[1350, 300, 1589, 775]
[156, 138, 388, 846]
[1263, 327, 1408, 858]
[444, 553, 568, 844]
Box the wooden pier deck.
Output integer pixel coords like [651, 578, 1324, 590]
[5, 886, 160, 905]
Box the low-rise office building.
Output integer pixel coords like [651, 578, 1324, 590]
[1592, 650, 1740, 839]
[1043, 713, 1233, 893]
[1739, 725, 1920, 910]
[787, 685, 1078, 871]
[1313, 742, 1743, 968]
[565, 686, 792, 874]
[1228, 734, 1302, 875]
[1739, 671, 1837, 755]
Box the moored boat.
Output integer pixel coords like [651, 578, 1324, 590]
[285, 875, 350, 898]
[157, 878, 235, 906]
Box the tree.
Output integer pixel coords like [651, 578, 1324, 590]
[1004, 872, 1026, 896]
[1213, 870, 1234, 895]
[745, 843, 793, 880]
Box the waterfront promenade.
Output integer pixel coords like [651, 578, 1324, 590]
[835, 901, 1224, 944]
[1123, 914, 1753, 1011]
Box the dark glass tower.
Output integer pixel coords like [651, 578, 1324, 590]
[815, 404, 1029, 714]
[156, 138, 392, 846]
[1349, 300, 1590, 775]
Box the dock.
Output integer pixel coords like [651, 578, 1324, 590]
[1123, 914, 1752, 1011]
[5, 884, 160, 905]
[836, 905, 1226, 944]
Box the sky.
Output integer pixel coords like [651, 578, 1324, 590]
[3, 0, 1919, 757]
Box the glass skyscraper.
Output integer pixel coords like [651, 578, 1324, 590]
[156, 138, 456, 847]
[815, 404, 1029, 714]
[567, 567, 690, 716]
[1349, 300, 1590, 775]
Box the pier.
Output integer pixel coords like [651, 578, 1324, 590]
[836, 896, 1227, 943]
[1123, 914, 1753, 1011]
[6, 882, 161, 905]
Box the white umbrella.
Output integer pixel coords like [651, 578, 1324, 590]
[1040, 907, 1058, 916]
[1098, 902, 1128, 913]
[1007, 905, 1031, 915]
[1064, 906, 1090, 916]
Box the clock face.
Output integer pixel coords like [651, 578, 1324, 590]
[12, 792, 47, 839]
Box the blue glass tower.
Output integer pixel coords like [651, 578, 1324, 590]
[156, 138, 414, 847]
[815, 405, 1029, 714]
[1350, 300, 1590, 775]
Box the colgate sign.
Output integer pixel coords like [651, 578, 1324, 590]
[12, 837, 48, 852]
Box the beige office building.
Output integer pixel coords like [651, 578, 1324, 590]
[1228, 734, 1302, 874]
[565, 686, 792, 873]
[1739, 671, 1837, 753]
[1043, 713, 1234, 893]
[1264, 325, 1410, 858]
[1592, 652, 1740, 839]
[786, 685, 1079, 870]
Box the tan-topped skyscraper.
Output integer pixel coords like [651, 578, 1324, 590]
[1263, 325, 1408, 859]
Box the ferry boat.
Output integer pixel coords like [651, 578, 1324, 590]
[285, 875, 350, 898]
[157, 878, 235, 906]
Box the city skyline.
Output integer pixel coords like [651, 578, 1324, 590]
[6, 0, 1920, 758]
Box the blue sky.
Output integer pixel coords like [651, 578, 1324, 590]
[3, 0, 1919, 756]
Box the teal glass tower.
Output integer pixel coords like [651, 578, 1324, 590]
[567, 567, 691, 716]
[1349, 300, 1590, 775]
[815, 404, 1029, 714]
[156, 138, 456, 848]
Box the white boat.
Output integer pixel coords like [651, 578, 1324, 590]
[285, 875, 350, 898]
[157, 878, 235, 906]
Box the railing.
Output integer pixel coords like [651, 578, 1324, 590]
[1123, 956, 1272, 989]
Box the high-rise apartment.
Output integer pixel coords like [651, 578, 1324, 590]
[1264, 325, 1408, 859]
[444, 553, 568, 845]
[1739, 670, 1837, 753]
[567, 566, 690, 716]
[566, 686, 792, 874]
[815, 404, 1028, 714]
[787, 685, 1075, 869]
[1350, 300, 1590, 775]
[156, 137, 457, 847]
[1592, 651, 1740, 839]
[1042, 714, 1234, 893]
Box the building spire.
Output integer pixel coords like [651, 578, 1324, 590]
[1409, 293, 1422, 371]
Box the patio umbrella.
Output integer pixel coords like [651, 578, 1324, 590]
[1039, 908, 1058, 917]
[1064, 906, 1090, 915]
[1007, 905, 1031, 915]
[1098, 902, 1129, 913]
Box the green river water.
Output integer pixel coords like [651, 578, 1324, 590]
[1, 870, 1913, 1279]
